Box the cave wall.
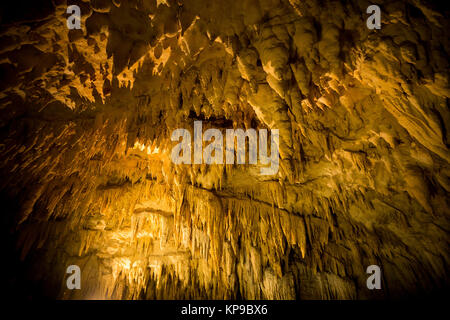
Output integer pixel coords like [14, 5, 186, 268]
[0, 0, 449, 299]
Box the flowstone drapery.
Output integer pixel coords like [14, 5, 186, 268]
[0, 0, 448, 299]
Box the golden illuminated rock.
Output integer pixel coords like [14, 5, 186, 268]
[0, 0, 448, 299]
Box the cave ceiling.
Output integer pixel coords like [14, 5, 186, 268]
[0, 0, 449, 300]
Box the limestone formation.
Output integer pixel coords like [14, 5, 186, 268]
[0, 0, 448, 299]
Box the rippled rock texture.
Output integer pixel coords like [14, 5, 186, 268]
[0, 0, 449, 299]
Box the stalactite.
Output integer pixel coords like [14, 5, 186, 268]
[0, 0, 448, 300]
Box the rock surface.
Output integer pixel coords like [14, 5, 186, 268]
[0, 0, 449, 299]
